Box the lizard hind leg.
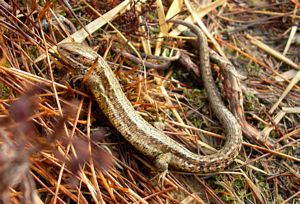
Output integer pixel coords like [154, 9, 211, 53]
[154, 152, 172, 171]
[155, 153, 172, 187]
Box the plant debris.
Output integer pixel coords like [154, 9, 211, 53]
[0, 0, 299, 203]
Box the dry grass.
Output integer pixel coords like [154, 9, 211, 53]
[0, 0, 299, 203]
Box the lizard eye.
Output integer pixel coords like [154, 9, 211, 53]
[70, 53, 80, 59]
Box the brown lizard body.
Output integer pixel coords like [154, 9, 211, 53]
[57, 20, 242, 172]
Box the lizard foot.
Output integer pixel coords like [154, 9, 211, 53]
[155, 153, 172, 187]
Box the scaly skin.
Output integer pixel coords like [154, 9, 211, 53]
[57, 21, 242, 172]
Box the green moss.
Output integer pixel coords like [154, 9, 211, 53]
[233, 179, 244, 190]
[246, 62, 261, 73]
[183, 88, 207, 108]
[161, 48, 172, 58]
[0, 82, 10, 99]
[244, 91, 259, 111]
[221, 194, 235, 202]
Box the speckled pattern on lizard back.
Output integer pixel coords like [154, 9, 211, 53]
[57, 20, 242, 172]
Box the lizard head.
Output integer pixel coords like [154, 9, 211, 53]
[57, 42, 99, 75]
